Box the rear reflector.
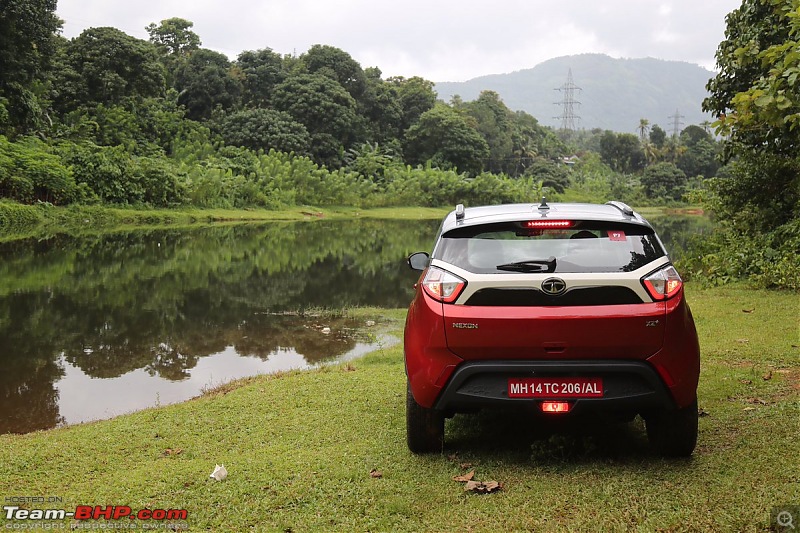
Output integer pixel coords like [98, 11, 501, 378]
[540, 401, 571, 413]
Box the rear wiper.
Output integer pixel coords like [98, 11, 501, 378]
[496, 256, 556, 273]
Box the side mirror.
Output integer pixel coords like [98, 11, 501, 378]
[407, 252, 430, 271]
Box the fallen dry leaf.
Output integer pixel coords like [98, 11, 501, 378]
[453, 470, 475, 482]
[746, 397, 768, 405]
[163, 448, 183, 456]
[369, 469, 382, 479]
[742, 308, 755, 313]
[459, 462, 474, 469]
[735, 338, 749, 344]
[744, 407, 756, 411]
[464, 480, 503, 494]
[762, 370, 773, 381]
[698, 407, 710, 417]
[740, 379, 753, 385]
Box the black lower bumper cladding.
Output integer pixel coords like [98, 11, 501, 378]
[434, 359, 675, 415]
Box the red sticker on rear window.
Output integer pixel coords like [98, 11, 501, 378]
[608, 230, 626, 241]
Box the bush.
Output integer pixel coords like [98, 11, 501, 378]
[679, 219, 800, 290]
[56, 143, 142, 204]
[0, 200, 43, 231]
[0, 136, 78, 205]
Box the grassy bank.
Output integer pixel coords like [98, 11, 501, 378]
[0, 286, 798, 532]
[0, 200, 701, 243]
[0, 201, 449, 241]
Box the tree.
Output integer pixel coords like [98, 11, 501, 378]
[704, 0, 791, 153]
[145, 18, 202, 86]
[598, 131, 645, 173]
[510, 111, 566, 176]
[680, 125, 712, 146]
[389, 76, 437, 131]
[649, 124, 667, 149]
[523, 159, 571, 193]
[53, 27, 166, 113]
[640, 162, 687, 201]
[403, 103, 489, 175]
[675, 125, 720, 178]
[357, 68, 404, 144]
[214, 108, 310, 155]
[272, 73, 359, 166]
[146, 18, 201, 56]
[676, 139, 720, 179]
[0, 0, 61, 133]
[638, 118, 650, 141]
[463, 91, 513, 174]
[302, 45, 366, 100]
[703, 0, 800, 236]
[236, 48, 286, 108]
[173, 49, 241, 120]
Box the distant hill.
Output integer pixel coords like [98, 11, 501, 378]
[434, 54, 716, 134]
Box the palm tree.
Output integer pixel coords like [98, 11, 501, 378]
[638, 118, 650, 142]
[642, 141, 660, 166]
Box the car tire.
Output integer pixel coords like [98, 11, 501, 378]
[645, 400, 698, 457]
[406, 381, 444, 453]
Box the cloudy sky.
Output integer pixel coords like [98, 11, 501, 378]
[56, 0, 743, 82]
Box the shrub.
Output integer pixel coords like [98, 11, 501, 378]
[0, 136, 78, 205]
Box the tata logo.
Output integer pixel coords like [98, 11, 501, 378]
[541, 277, 567, 296]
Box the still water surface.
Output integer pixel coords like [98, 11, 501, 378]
[0, 215, 709, 434]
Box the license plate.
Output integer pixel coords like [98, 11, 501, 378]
[508, 378, 603, 398]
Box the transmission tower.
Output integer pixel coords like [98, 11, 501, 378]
[554, 69, 581, 132]
[669, 109, 685, 138]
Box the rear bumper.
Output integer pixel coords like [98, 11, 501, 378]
[433, 360, 681, 415]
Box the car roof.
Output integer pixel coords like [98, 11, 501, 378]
[440, 201, 653, 233]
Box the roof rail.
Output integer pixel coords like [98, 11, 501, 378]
[455, 203, 465, 220]
[605, 201, 634, 217]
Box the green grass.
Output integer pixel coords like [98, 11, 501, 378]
[0, 287, 798, 531]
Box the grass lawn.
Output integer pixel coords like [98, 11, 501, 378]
[0, 284, 798, 531]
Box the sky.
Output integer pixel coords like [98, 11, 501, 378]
[55, 0, 744, 82]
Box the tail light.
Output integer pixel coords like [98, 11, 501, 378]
[421, 266, 466, 303]
[642, 265, 683, 301]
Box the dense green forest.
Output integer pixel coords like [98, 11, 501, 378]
[0, 2, 719, 209]
[0, 0, 797, 289]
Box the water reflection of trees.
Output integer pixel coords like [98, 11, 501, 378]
[0, 219, 437, 433]
[647, 215, 714, 260]
[0, 292, 66, 434]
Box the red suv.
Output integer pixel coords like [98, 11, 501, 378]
[404, 201, 700, 456]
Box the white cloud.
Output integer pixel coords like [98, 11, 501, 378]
[56, 0, 742, 81]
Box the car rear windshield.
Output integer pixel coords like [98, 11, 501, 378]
[434, 221, 665, 273]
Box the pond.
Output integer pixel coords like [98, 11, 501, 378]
[0, 214, 711, 434]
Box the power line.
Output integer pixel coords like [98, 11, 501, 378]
[669, 108, 685, 139]
[554, 68, 581, 132]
